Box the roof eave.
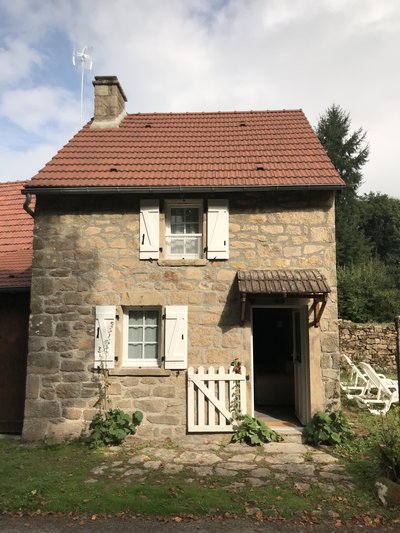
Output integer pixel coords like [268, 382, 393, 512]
[23, 184, 345, 195]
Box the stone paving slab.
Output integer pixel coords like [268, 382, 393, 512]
[86, 437, 354, 492]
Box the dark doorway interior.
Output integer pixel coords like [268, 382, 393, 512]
[0, 292, 29, 433]
[253, 308, 295, 416]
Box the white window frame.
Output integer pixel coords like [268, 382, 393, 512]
[122, 307, 161, 368]
[165, 201, 203, 259]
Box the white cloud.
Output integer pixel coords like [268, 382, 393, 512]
[0, 86, 81, 137]
[0, 142, 61, 182]
[0, 39, 42, 85]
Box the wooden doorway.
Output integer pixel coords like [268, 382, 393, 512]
[252, 306, 310, 425]
[0, 292, 29, 434]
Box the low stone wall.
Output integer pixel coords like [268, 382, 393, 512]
[339, 320, 398, 372]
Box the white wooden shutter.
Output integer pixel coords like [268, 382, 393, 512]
[164, 305, 188, 370]
[94, 306, 116, 369]
[207, 199, 229, 259]
[140, 200, 159, 259]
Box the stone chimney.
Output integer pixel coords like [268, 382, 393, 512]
[91, 76, 127, 129]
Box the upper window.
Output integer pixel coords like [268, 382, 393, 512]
[123, 308, 160, 367]
[139, 199, 229, 261]
[165, 203, 203, 259]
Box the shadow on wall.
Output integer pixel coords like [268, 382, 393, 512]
[25, 195, 106, 440]
[217, 276, 240, 333]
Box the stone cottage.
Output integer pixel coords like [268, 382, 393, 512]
[22, 76, 344, 441]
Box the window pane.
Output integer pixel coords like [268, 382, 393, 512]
[170, 208, 184, 225]
[186, 208, 199, 223]
[129, 312, 142, 326]
[145, 327, 157, 342]
[185, 237, 198, 255]
[128, 344, 142, 359]
[144, 344, 157, 359]
[171, 238, 184, 254]
[171, 223, 185, 234]
[186, 223, 200, 234]
[145, 311, 159, 326]
[129, 327, 143, 343]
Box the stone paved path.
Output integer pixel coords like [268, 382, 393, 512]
[85, 437, 355, 492]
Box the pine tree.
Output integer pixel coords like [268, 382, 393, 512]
[316, 104, 370, 266]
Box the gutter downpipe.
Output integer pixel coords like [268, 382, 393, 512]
[23, 193, 35, 218]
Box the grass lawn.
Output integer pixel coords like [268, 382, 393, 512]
[0, 423, 399, 529]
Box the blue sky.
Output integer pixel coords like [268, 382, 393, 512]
[0, 0, 399, 197]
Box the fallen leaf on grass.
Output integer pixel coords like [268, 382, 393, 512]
[173, 516, 182, 522]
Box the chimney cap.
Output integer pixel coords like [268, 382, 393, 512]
[93, 76, 127, 102]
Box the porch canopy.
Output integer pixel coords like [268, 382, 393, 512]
[237, 269, 331, 326]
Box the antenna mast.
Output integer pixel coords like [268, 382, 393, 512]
[72, 46, 93, 127]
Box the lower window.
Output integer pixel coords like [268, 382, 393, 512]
[123, 308, 160, 367]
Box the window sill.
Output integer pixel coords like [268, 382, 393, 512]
[157, 259, 208, 267]
[109, 368, 172, 377]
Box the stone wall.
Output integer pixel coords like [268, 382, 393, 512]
[339, 320, 398, 372]
[23, 190, 340, 440]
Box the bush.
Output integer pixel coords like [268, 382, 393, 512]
[87, 408, 143, 447]
[338, 259, 400, 322]
[374, 406, 400, 483]
[304, 411, 353, 446]
[231, 415, 283, 446]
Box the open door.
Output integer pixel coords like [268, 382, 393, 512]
[252, 306, 310, 426]
[292, 309, 310, 425]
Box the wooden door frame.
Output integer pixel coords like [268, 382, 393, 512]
[250, 303, 310, 423]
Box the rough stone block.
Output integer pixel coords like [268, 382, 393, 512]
[153, 385, 176, 398]
[55, 321, 71, 338]
[134, 399, 167, 413]
[30, 315, 53, 337]
[62, 407, 83, 420]
[25, 399, 61, 419]
[56, 383, 81, 399]
[25, 375, 40, 399]
[22, 418, 49, 441]
[60, 359, 86, 372]
[146, 414, 181, 425]
[28, 353, 60, 374]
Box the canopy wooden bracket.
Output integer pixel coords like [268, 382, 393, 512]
[311, 296, 328, 328]
[240, 293, 247, 326]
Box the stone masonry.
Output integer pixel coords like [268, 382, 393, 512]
[23, 190, 340, 440]
[339, 320, 398, 372]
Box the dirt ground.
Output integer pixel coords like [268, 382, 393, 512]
[0, 514, 399, 532]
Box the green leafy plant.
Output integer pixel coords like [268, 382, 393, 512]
[373, 406, 400, 483]
[230, 358, 243, 423]
[304, 411, 353, 446]
[231, 414, 283, 446]
[229, 358, 282, 446]
[87, 408, 143, 447]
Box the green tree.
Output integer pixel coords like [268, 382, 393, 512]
[360, 192, 400, 267]
[316, 104, 369, 195]
[337, 259, 400, 323]
[316, 104, 370, 266]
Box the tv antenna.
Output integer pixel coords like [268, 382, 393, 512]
[72, 45, 93, 127]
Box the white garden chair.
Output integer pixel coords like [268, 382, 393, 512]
[340, 354, 369, 398]
[354, 362, 399, 416]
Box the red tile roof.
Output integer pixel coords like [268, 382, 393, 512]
[27, 110, 343, 189]
[0, 181, 34, 289]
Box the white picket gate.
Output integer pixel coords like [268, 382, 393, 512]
[187, 365, 247, 432]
